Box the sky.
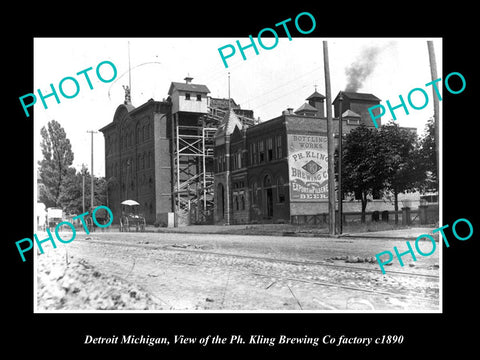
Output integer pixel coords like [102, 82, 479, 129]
[33, 37, 442, 178]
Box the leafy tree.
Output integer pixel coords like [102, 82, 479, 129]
[38, 120, 74, 208]
[417, 118, 437, 193]
[58, 165, 107, 215]
[57, 167, 81, 214]
[378, 122, 422, 224]
[342, 124, 386, 222]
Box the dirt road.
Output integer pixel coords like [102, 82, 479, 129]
[36, 231, 440, 312]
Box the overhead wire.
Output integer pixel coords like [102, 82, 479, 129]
[110, 39, 326, 121]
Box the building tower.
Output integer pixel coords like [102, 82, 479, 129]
[213, 109, 244, 225]
[168, 77, 214, 226]
[306, 90, 326, 117]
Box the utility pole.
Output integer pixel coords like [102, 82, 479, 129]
[225, 71, 231, 225]
[323, 41, 336, 235]
[338, 91, 344, 234]
[427, 41, 439, 185]
[82, 167, 85, 213]
[87, 130, 98, 211]
[228, 72, 231, 111]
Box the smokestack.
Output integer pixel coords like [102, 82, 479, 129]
[345, 46, 381, 92]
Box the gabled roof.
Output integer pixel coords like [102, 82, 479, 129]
[168, 82, 210, 95]
[342, 109, 361, 118]
[306, 90, 326, 100]
[215, 109, 243, 137]
[294, 102, 318, 114]
[123, 103, 136, 113]
[333, 91, 381, 103]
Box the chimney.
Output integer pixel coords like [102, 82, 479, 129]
[282, 108, 294, 115]
[184, 76, 193, 84]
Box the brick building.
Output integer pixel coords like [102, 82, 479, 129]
[213, 104, 330, 225]
[212, 89, 399, 225]
[100, 78, 255, 226]
[99, 94, 171, 224]
[100, 78, 420, 227]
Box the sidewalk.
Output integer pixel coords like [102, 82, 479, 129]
[145, 223, 436, 240]
[341, 227, 437, 240]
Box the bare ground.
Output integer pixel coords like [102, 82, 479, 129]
[36, 231, 440, 312]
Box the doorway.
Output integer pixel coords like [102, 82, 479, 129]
[217, 183, 224, 219]
[263, 174, 273, 218]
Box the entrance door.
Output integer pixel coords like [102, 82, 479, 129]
[263, 174, 273, 218]
[266, 188, 273, 218]
[217, 183, 224, 219]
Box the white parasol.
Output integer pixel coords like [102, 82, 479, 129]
[121, 200, 140, 206]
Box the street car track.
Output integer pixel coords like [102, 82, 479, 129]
[249, 271, 437, 304]
[73, 237, 439, 308]
[75, 237, 440, 279]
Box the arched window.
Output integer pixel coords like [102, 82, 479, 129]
[263, 174, 272, 188]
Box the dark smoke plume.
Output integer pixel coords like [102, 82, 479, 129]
[345, 46, 381, 92]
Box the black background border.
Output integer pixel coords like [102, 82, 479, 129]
[5, 4, 476, 356]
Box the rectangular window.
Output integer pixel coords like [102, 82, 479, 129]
[218, 152, 224, 172]
[196, 94, 202, 101]
[252, 142, 257, 165]
[267, 137, 273, 161]
[185, 93, 191, 100]
[249, 144, 253, 166]
[276, 135, 283, 158]
[277, 178, 286, 203]
[259, 140, 265, 163]
[237, 151, 242, 169]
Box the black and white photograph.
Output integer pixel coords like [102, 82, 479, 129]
[32, 37, 442, 313]
[6, 5, 477, 356]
